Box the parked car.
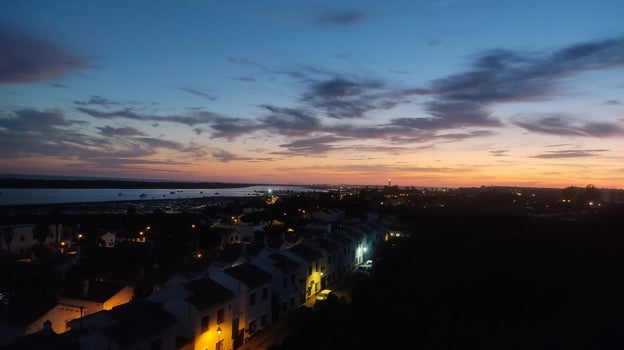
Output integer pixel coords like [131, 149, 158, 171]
[355, 266, 370, 275]
[316, 289, 333, 301]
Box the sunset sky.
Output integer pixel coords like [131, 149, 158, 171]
[1, 0, 623, 188]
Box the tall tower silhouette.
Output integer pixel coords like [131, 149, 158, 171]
[388, 178, 392, 187]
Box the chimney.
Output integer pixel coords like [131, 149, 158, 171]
[82, 279, 89, 297]
[42, 320, 53, 334]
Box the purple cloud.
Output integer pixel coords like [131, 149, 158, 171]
[0, 26, 89, 84]
[96, 126, 146, 137]
[77, 107, 222, 126]
[513, 114, 624, 137]
[74, 95, 119, 108]
[531, 149, 609, 159]
[260, 105, 321, 136]
[490, 150, 510, 157]
[275, 136, 343, 155]
[0, 108, 205, 172]
[210, 148, 251, 163]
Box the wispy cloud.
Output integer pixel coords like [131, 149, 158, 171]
[179, 87, 217, 101]
[424, 36, 624, 133]
[210, 148, 251, 163]
[49, 35, 624, 163]
[317, 10, 365, 26]
[275, 136, 343, 156]
[490, 150, 509, 157]
[0, 26, 89, 84]
[74, 95, 119, 108]
[96, 125, 146, 137]
[260, 105, 321, 136]
[0, 108, 205, 171]
[77, 106, 222, 126]
[531, 149, 609, 159]
[430, 37, 624, 104]
[233, 76, 256, 82]
[512, 114, 624, 137]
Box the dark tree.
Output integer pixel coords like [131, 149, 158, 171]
[2, 226, 14, 255]
[33, 221, 51, 245]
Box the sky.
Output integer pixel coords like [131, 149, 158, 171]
[1, 0, 623, 188]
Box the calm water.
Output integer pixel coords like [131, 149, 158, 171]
[0, 185, 317, 206]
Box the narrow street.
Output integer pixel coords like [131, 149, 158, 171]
[240, 273, 358, 350]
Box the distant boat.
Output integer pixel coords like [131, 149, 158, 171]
[170, 191, 175, 194]
[215, 192, 219, 195]
[140, 193, 147, 198]
[118, 193, 123, 196]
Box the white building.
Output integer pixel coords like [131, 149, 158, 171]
[210, 262, 272, 346]
[150, 276, 236, 350]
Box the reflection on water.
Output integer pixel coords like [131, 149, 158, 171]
[0, 185, 317, 206]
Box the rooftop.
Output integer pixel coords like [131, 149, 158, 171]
[184, 278, 233, 311]
[224, 262, 272, 289]
[287, 244, 322, 262]
[268, 253, 301, 273]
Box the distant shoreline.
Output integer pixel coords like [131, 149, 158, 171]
[0, 178, 261, 189]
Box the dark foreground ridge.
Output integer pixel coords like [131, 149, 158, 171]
[0, 178, 260, 189]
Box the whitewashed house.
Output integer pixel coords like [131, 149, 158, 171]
[149, 276, 236, 350]
[308, 237, 342, 288]
[282, 243, 323, 302]
[209, 262, 272, 345]
[0, 223, 62, 255]
[250, 251, 304, 322]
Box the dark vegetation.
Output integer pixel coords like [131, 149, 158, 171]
[271, 205, 624, 350]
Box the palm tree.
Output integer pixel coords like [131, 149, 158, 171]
[2, 226, 14, 255]
[33, 221, 51, 245]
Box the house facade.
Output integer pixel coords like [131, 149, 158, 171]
[210, 262, 272, 346]
[250, 251, 304, 322]
[282, 243, 323, 302]
[150, 276, 236, 350]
